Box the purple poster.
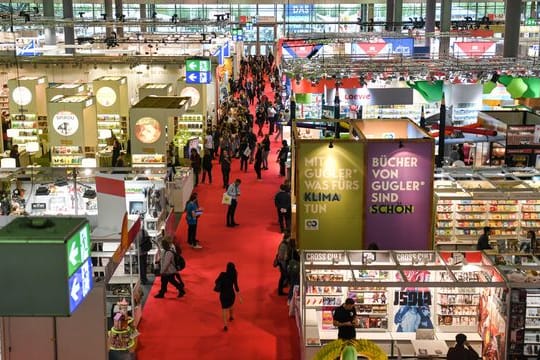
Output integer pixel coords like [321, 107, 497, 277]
[365, 141, 434, 250]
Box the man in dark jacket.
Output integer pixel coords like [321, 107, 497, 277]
[446, 333, 480, 360]
[274, 184, 291, 233]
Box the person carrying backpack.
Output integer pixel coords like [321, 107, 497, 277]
[154, 238, 185, 299]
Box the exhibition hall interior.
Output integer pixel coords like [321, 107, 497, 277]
[0, 0, 540, 359]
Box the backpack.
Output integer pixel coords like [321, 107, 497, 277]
[168, 250, 186, 271]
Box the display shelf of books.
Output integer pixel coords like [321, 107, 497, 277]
[436, 271, 481, 332]
[521, 200, 540, 237]
[434, 197, 540, 248]
[524, 291, 540, 357]
[349, 286, 388, 331]
[508, 289, 527, 358]
[51, 145, 84, 166]
[97, 114, 127, 149]
[9, 114, 41, 149]
[176, 114, 204, 136]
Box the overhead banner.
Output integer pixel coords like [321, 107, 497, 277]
[326, 87, 414, 106]
[352, 38, 414, 57]
[297, 141, 364, 250]
[365, 141, 434, 250]
[453, 41, 496, 58]
[282, 40, 322, 58]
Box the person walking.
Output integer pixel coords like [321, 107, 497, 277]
[185, 193, 202, 249]
[261, 134, 270, 170]
[220, 149, 232, 189]
[190, 148, 201, 187]
[277, 140, 290, 177]
[254, 143, 263, 180]
[215, 262, 241, 332]
[201, 151, 213, 184]
[204, 130, 214, 159]
[274, 184, 291, 233]
[446, 333, 480, 360]
[275, 232, 291, 295]
[332, 298, 358, 340]
[226, 178, 241, 227]
[154, 239, 185, 298]
[476, 226, 492, 250]
[239, 135, 249, 172]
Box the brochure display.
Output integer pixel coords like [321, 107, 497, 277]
[130, 96, 190, 167]
[7, 76, 48, 151]
[297, 250, 505, 360]
[48, 95, 97, 167]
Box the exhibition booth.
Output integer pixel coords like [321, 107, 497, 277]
[48, 95, 98, 167]
[433, 167, 540, 251]
[7, 76, 48, 151]
[297, 250, 506, 359]
[129, 96, 190, 167]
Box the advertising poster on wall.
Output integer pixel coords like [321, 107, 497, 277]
[365, 141, 434, 250]
[297, 141, 364, 249]
[392, 270, 434, 333]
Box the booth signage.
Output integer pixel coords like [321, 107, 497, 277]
[365, 141, 434, 250]
[68, 257, 93, 313]
[286, 4, 314, 17]
[31, 203, 46, 210]
[66, 222, 91, 276]
[297, 141, 364, 250]
[393, 291, 432, 306]
[305, 252, 345, 262]
[326, 88, 414, 106]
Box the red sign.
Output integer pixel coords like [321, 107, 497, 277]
[356, 42, 387, 57]
[454, 41, 495, 58]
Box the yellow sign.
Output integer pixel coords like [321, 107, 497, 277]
[296, 141, 364, 250]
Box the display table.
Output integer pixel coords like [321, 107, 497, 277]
[411, 339, 448, 358]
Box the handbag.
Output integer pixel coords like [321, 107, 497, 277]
[243, 147, 251, 157]
[153, 262, 161, 276]
[222, 192, 232, 205]
[213, 280, 222, 293]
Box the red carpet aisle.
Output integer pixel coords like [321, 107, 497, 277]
[137, 134, 300, 356]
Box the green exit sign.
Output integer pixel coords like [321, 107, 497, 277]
[66, 222, 91, 276]
[525, 18, 537, 26]
[186, 58, 211, 72]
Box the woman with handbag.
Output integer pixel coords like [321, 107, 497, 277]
[214, 262, 240, 331]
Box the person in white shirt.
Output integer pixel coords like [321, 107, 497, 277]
[204, 131, 214, 159]
[226, 178, 241, 227]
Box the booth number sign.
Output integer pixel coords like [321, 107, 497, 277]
[393, 291, 432, 306]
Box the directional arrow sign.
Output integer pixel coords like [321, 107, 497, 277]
[66, 223, 91, 276]
[186, 72, 200, 84]
[186, 59, 211, 73]
[68, 257, 93, 313]
[69, 242, 79, 267]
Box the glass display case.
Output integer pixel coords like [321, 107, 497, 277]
[297, 250, 505, 359]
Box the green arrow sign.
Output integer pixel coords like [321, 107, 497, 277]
[186, 59, 211, 72]
[66, 223, 91, 276]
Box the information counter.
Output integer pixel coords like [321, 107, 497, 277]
[296, 250, 506, 359]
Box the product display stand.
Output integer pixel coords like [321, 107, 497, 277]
[176, 83, 210, 157]
[93, 76, 129, 164]
[48, 95, 97, 167]
[434, 169, 540, 250]
[298, 250, 504, 359]
[7, 76, 48, 151]
[129, 96, 190, 167]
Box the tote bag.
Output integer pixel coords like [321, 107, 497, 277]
[222, 192, 232, 205]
